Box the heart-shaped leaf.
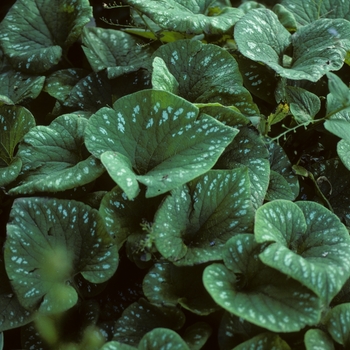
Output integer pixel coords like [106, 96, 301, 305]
[9, 114, 105, 195]
[125, 0, 244, 35]
[152, 168, 254, 265]
[0, 105, 35, 165]
[139, 328, 190, 350]
[255, 199, 350, 305]
[85, 89, 237, 199]
[326, 303, 350, 347]
[235, 9, 350, 82]
[4, 197, 118, 314]
[143, 261, 219, 315]
[152, 40, 259, 116]
[304, 329, 334, 350]
[82, 27, 153, 79]
[203, 234, 321, 332]
[0, 0, 92, 73]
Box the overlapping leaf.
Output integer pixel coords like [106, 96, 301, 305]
[82, 27, 153, 79]
[233, 332, 291, 350]
[203, 234, 321, 332]
[0, 0, 92, 73]
[326, 303, 350, 347]
[152, 169, 254, 265]
[125, 0, 244, 35]
[255, 199, 350, 304]
[4, 197, 118, 314]
[152, 39, 259, 116]
[304, 329, 334, 350]
[9, 114, 105, 195]
[235, 9, 350, 82]
[85, 89, 237, 199]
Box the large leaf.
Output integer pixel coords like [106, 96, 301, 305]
[152, 169, 254, 265]
[0, 0, 92, 73]
[82, 27, 153, 79]
[326, 303, 350, 347]
[125, 0, 244, 35]
[152, 39, 259, 116]
[0, 256, 33, 332]
[143, 262, 219, 315]
[255, 199, 350, 305]
[281, 0, 350, 26]
[235, 9, 350, 82]
[85, 89, 237, 199]
[0, 71, 45, 105]
[215, 126, 270, 209]
[4, 197, 118, 314]
[203, 234, 321, 332]
[112, 298, 185, 346]
[8, 114, 105, 195]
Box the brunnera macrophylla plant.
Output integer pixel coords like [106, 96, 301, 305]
[1, 0, 350, 349]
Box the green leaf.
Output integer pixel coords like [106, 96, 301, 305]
[203, 234, 321, 332]
[0, 255, 33, 332]
[0, 157, 22, 187]
[273, 4, 297, 31]
[125, 0, 244, 35]
[0, 71, 45, 105]
[139, 328, 190, 350]
[266, 140, 299, 200]
[8, 114, 105, 195]
[0, 0, 92, 73]
[112, 298, 185, 346]
[304, 329, 334, 350]
[215, 126, 270, 209]
[85, 89, 237, 199]
[0, 332, 2, 350]
[44, 68, 88, 104]
[153, 168, 254, 265]
[82, 27, 153, 79]
[281, 0, 350, 26]
[235, 9, 350, 81]
[182, 322, 212, 350]
[0, 105, 35, 165]
[4, 197, 118, 313]
[152, 57, 179, 95]
[143, 262, 220, 315]
[100, 342, 136, 350]
[326, 303, 350, 347]
[152, 40, 259, 116]
[255, 199, 350, 305]
[233, 332, 291, 350]
[338, 139, 350, 171]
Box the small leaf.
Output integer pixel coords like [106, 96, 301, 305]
[112, 298, 185, 346]
[139, 328, 190, 350]
[0, 157, 22, 187]
[203, 234, 321, 332]
[255, 199, 350, 305]
[0, 0, 92, 73]
[152, 57, 179, 95]
[85, 89, 237, 198]
[338, 139, 350, 171]
[182, 322, 212, 350]
[304, 329, 334, 350]
[0, 105, 35, 165]
[233, 332, 291, 350]
[9, 114, 105, 195]
[4, 197, 118, 313]
[143, 261, 220, 315]
[265, 170, 295, 201]
[82, 27, 153, 79]
[326, 303, 350, 347]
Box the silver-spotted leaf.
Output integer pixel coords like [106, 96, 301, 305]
[153, 168, 254, 265]
[112, 298, 185, 346]
[338, 139, 350, 171]
[85, 89, 237, 199]
[233, 332, 291, 350]
[255, 199, 350, 305]
[304, 329, 334, 350]
[9, 114, 105, 195]
[82, 27, 153, 79]
[143, 262, 219, 315]
[203, 234, 321, 332]
[4, 197, 118, 314]
[0, 0, 92, 73]
[326, 303, 350, 347]
[152, 40, 259, 116]
[125, 0, 244, 35]
[182, 322, 212, 350]
[139, 328, 190, 350]
[152, 57, 179, 95]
